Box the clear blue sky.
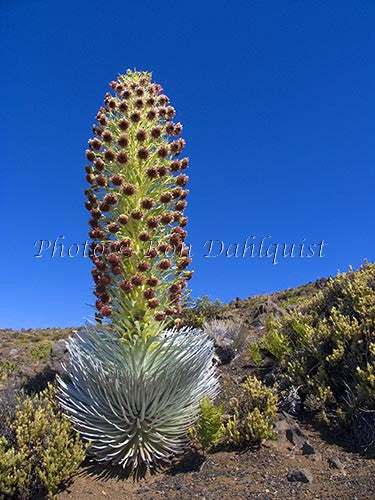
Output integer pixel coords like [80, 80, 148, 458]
[1, 1, 374, 328]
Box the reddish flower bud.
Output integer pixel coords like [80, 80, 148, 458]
[130, 111, 141, 123]
[158, 259, 171, 270]
[148, 298, 160, 309]
[86, 150, 95, 162]
[102, 130, 113, 143]
[145, 248, 158, 258]
[166, 106, 176, 119]
[122, 183, 137, 195]
[101, 305, 112, 317]
[146, 97, 155, 106]
[170, 160, 181, 173]
[119, 280, 133, 292]
[94, 158, 105, 171]
[121, 247, 134, 258]
[165, 122, 175, 135]
[99, 203, 111, 212]
[134, 98, 143, 109]
[146, 109, 157, 120]
[117, 214, 129, 225]
[157, 165, 168, 177]
[137, 260, 151, 272]
[146, 277, 160, 287]
[157, 146, 168, 158]
[158, 94, 169, 106]
[146, 166, 158, 179]
[175, 174, 189, 187]
[180, 216, 188, 227]
[117, 150, 128, 164]
[96, 174, 107, 187]
[104, 149, 115, 161]
[139, 231, 151, 242]
[103, 193, 118, 205]
[119, 118, 129, 131]
[118, 101, 128, 113]
[171, 188, 181, 199]
[131, 274, 144, 286]
[155, 311, 166, 321]
[177, 257, 191, 269]
[141, 198, 155, 209]
[107, 222, 120, 234]
[130, 209, 143, 220]
[107, 253, 120, 265]
[117, 134, 129, 148]
[175, 200, 187, 211]
[112, 266, 122, 275]
[146, 217, 159, 229]
[136, 130, 147, 142]
[110, 174, 123, 186]
[137, 147, 149, 160]
[143, 288, 156, 299]
[160, 192, 173, 203]
[151, 127, 162, 138]
[90, 138, 102, 151]
[160, 213, 173, 224]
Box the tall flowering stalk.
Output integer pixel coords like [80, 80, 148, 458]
[58, 70, 218, 473]
[85, 69, 192, 340]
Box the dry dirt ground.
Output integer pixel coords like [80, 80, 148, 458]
[1, 285, 374, 500]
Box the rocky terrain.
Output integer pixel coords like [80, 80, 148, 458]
[1, 278, 374, 499]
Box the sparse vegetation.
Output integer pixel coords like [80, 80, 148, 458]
[191, 397, 224, 451]
[0, 361, 16, 384]
[0, 384, 87, 499]
[273, 263, 375, 452]
[224, 376, 278, 448]
[183, 295, 225, 328]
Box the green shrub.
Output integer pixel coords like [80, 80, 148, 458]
[275, 263, 375, 452]
[183, 295, 224, 328]
[261, 318, 290, 361]
[0, 384, 87, 499]
[28, 340, 52, 361]
[224, 376, 277, 447]
[191, 397, 224, 450]
[248, 343, 262, 366]
[0, 361, 16, 384]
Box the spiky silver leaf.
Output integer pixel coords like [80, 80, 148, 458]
[57, 326, 218, 470]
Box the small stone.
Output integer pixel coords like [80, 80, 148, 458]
[287, 468, 313, 483]
[286, 423, 308, 447]
[136, 486, 150, 494]
[328, 457, 344, 471]
[302, 442, 315, 455]
[9, 349, 18, 356]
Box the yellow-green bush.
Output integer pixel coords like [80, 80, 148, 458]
[224, 376, 277, 447]
[190, 397, 224, 450]
[0, 361, 16, 384]
[0, 384, 87, 499]
[183, 295, 224, 328]
[274, 263, 375, 452]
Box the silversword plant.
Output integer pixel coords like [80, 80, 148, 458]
[58, 70, 218, 473]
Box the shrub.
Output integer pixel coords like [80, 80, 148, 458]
[0, 384, 87, 499]
[261, 317, 290, 361]
[183, 295, 224, 328]
[224, 376, 277, 448]
[275, 263, 375, 452]
[191, 397, 224, 450]
[0, 361, 16, 384]
[28, 339, 52, 361]
[248, 343, 262, 366]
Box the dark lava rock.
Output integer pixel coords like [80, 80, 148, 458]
[47, 339, 70, 375]
[287, 468, 313, 483]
